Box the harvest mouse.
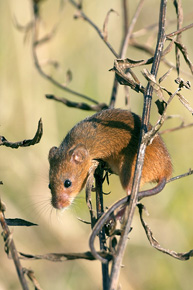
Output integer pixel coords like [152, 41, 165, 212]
[48, 108, 172, 210]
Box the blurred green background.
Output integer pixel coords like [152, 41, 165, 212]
[0, 0, 193, 289]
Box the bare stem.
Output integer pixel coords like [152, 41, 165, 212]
[31, 13, 98, 104]
[109, 1, 167, 289]
[120, 0, 146, 58]
[69, 0, 119, 58]
[95, 164, 110, 289]
[110, 0, 145, 108]
[0, 202, 29, 290]
[160, 121, 193, 134]
[166, 22, 193, 38]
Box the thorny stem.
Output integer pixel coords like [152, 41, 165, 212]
[109, 1, 167, 289]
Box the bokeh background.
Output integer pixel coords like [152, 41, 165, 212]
[1, 1, 193, 289]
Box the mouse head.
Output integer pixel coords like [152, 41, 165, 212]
[48, 144, 91, 210]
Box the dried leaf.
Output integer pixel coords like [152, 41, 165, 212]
[66, 69, 73, 85]
[174, 40, 193, 74]
[24, 269, 43, 290]
[175, 77, 191, 89]
[142, 69, 165, 100]
[110, 61, 145, 94]
[177, 93, 193, 114]
[155, 99, 167, 115]
[159, 68, 173, 83]
[142, 69, 156, 83]
[117, 58, 151, 69]
[0, 200, 6, 212]
[5, 218, 38, 227]
[162, 38, 175, 57]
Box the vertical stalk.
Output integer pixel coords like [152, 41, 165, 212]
[95, 164, 109, 289]
[109, 1, 167, 289]
[0, 209, 29, 290]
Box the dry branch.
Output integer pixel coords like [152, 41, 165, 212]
[46, 94, 108, 112]
[110, 0, 145, 107]
[69, 0, 119, 58]
[24, 269, 43, 290]
[120, 0, 145, 59]
[0, 119, 43, 149]
[167, 168, 193, 183]
[138, 203, 193, 260]
[13, 0, 99, 107]
[11, 1, 193, 290]
[108, 2, 168, 289]
[89, 167, 193, 260]
[166, 37, 193, 74]
[0, 200, 29, 290]
[19, 250, 112, 262]
[160, 121, 193, 134]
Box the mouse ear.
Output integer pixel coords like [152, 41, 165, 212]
[48, 146, 58, 162]
[70, 145, 88, 164]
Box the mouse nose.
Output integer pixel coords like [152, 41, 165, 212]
[51, 193, 72, 209]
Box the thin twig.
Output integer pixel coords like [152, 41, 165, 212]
[130, 39, 193, 78]
[19, 251, 112, 262]
[94, 164, 110, 289]
[166, 22, 193, 38]
[0, 201, 29, 290]
[120, 0, 145, 59]
[45, 94, 108, 112]
[109, 0, 146, 107]
[69, 0, 119, 58]
[173, 0, 183, 75]
[166, 37, 193, 74]
[167, 168, 193, 183]
[122, 0, 129, 38]
[108, 1, 167, 289]
[31, 12, 98, 105]
[142, 85, 183, 144]
[138, 203, 193, 260]
[24, 269, 43, 290]
[160, 121, 193, 134]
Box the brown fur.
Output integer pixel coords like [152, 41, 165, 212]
[48, 109, 172, 209]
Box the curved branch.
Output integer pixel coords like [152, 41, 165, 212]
[0, 119, 43, 149]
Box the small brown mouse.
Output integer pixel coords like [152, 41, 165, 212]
[48, 108, 172, 210]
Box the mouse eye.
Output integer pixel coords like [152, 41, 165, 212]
[64, 179, 72, 188]
[48, 184, 51, 189]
